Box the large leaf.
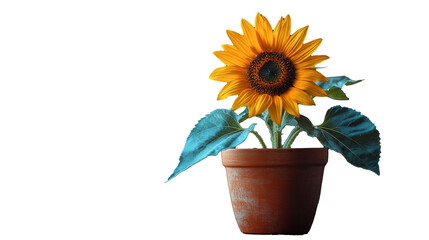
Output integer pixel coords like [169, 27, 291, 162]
[167, 109, 256, 181]
[316, 76, 362, 100]
[316, 106, 381, 175]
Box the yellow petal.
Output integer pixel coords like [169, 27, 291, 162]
[291, 38, 322, 63]
[273, 17, 282, 37]
[252, 94, 273, 116]
[295, 55, 329, 68]
[284, 25, 308, 57]
[247, 96, 258, 117]
[241, 19, 263, 54]
[209, 66, 247, 82]
[288, 87, 315, 106]
[231, 89, 257, 110]
[293, 80, 327, 97]
[255, 13, 274, 51]
[280, 92, 299, 117]
[273, 17, 284, 49]
[221, 44, 253, 67]
[295, 69, 328, 82]
[274, 15, 291, 52]
[217, 80, 250, 100]
[226, 30, 256, 59]
[268, 95, 283, 125]
[213, 50, 249, 68]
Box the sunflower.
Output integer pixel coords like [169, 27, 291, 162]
[209, 13, 329, 124]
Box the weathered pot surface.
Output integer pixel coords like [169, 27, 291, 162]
[222, 148, 328, 235]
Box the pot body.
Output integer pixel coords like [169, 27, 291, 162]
[221, 148, 328, 235]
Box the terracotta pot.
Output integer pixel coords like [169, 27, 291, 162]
[221, 148, 328, 235]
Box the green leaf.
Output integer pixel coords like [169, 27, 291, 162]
[167, 109, 256, 181]
[345, 79, 363, 86]
[256, 110, 273, 132]
[311, 66, 327, 70]
[237, 107, 249, 123]
[325, 86, 349, 100]
[256, 109, 269, 120]
[236, 108, 297, 148]
[316, 76, 362, 100]
[257, 110, 297, 130]
[317, 76, 363, 89]
[294, 106, 381, 175]
[316, 106, 381, 175]
[295, 115, 317, 137]
[280, 111, 297, 129]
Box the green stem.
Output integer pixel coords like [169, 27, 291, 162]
[283, 126, 303, 148]
[271, 122, 282, 148]
[251, 130, 267, 149]
[264, 116, 274, 141]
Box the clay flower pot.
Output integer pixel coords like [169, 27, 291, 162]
[221, 148, 328, 235]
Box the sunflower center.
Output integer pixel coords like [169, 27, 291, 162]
[259, 61, 282, 83]
[247, 52, 296, 96]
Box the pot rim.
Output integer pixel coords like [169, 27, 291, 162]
[223, 147, 328, 151]
[221, 147, 328, 167]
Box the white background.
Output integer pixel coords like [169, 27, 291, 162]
[1, 0, 428, 239]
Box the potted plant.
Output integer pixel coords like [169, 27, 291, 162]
[166, 13, 381, 235]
